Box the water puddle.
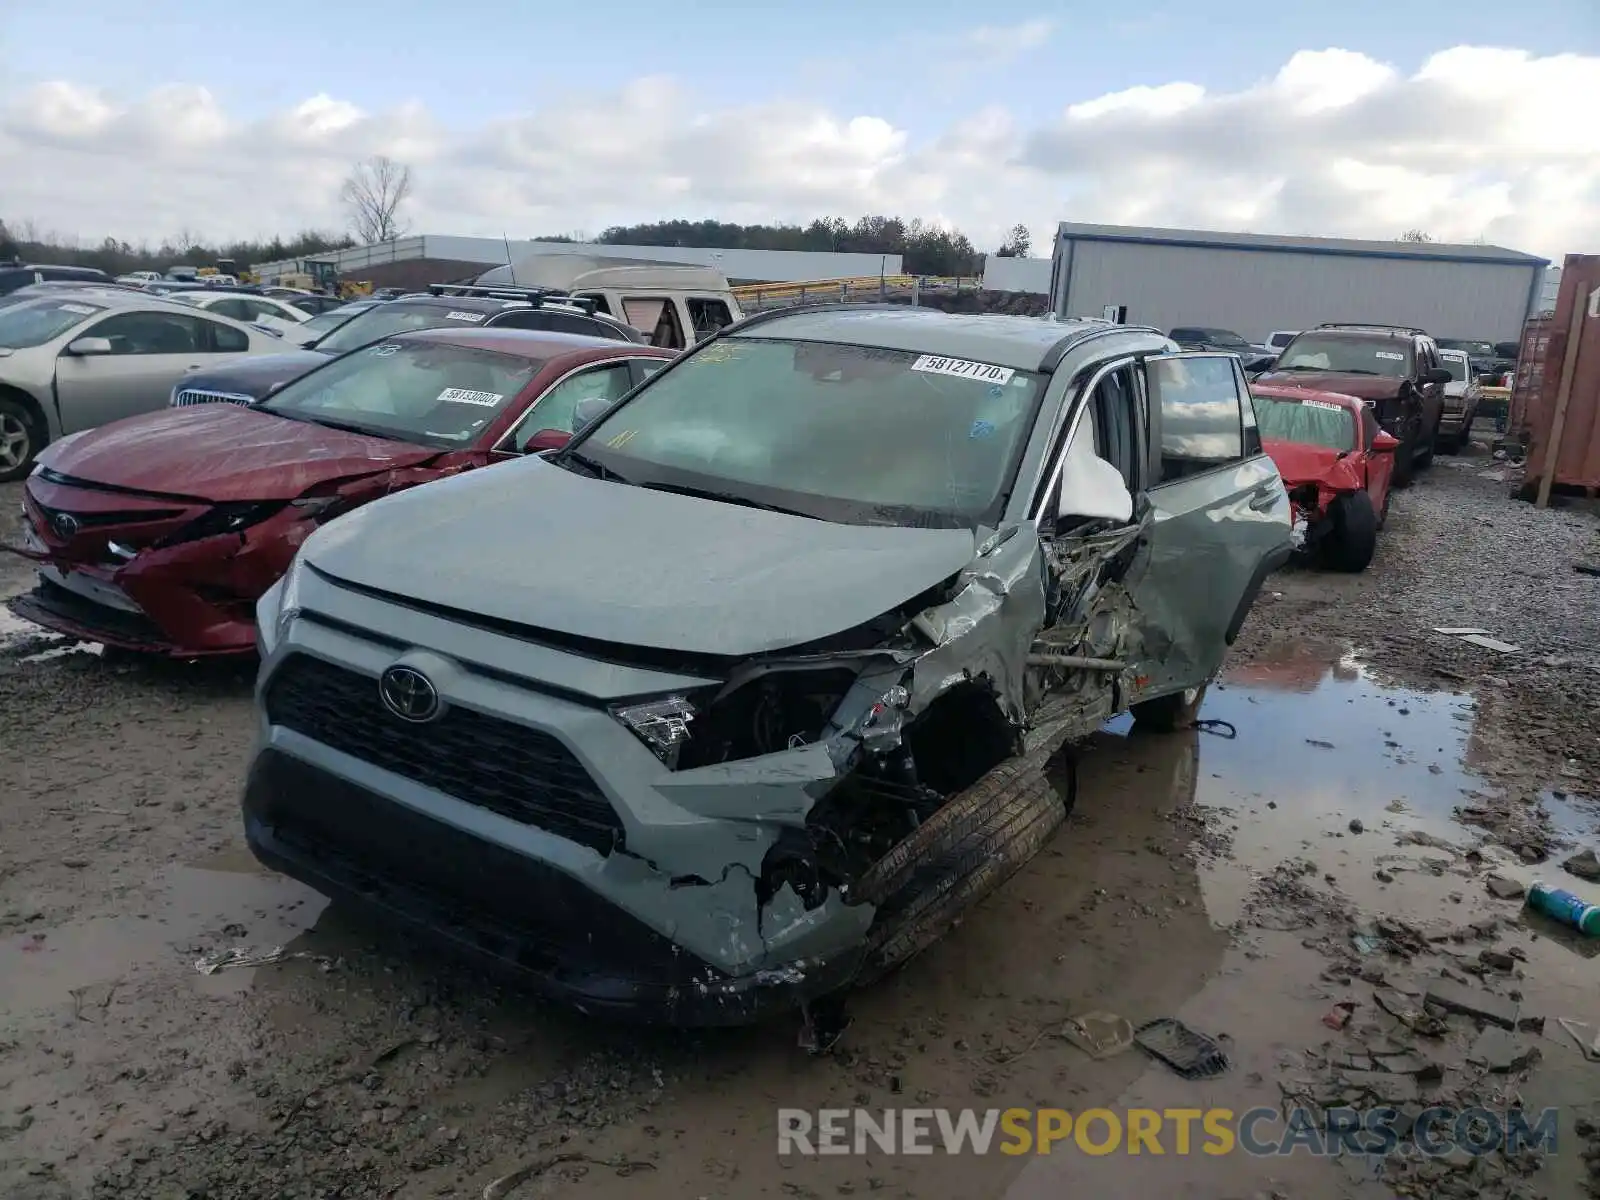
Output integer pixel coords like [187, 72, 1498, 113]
[1, 849, 327, 1016]
[1004, 646, 1600, 1199]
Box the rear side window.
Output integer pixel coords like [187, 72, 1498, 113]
[1148, 356, 1245, 483]
[203, 317, 249, 352]
[688, 298, 734, 340]
[622, 297, 686, 350]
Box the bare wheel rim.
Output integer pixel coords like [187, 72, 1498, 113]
[0, 412, 30, 471]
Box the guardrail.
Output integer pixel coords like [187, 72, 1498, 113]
[732, 275, 979, 310]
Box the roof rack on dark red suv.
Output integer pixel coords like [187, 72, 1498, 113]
[1315, 323, 1429, 336]
[425, 282, 599, 315]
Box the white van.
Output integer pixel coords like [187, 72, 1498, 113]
[473, 254, 742, 350]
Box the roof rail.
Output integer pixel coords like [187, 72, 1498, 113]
[1315, 322, 1427, 336]
[426, 283, 597, 315]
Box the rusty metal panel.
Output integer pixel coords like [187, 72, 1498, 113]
[1524, 255, 1600, 491]
[1508, 314, 1554, 439]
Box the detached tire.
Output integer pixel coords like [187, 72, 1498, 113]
[1131, 684, 1208, 732]
[1321, 490, 1378, 573]
[856, 760, 1069, 984]
[0, 396, 41, 483]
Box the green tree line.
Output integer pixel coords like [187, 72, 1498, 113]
[4, 213, 1025, 279]
[0, 219, 354, 277]
[542, 216, 993, 276]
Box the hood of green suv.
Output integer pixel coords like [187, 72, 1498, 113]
[302, 456, 980, 658]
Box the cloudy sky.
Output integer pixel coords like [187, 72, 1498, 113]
[1, 0, 1596, 256]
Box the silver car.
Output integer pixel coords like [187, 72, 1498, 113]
[0, 290, 280, 480]
[245, 306, 1293, 1027]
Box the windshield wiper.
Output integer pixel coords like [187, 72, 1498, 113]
[562, 449, 628, 482]
[635, 480, 813, 519]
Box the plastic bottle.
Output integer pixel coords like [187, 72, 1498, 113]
[1526, 882, 1600, 937]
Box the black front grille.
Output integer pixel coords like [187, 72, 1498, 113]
[32, 501, 183, 529]
[263, 655, 624, 856]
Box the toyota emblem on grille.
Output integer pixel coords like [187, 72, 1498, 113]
[379, 666, 441, 723]
[50, 511, 80, 539]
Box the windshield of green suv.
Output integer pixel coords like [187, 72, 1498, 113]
[314, 302, 497, 355]
[1277, 334, 1413, 377]
[1253, 395, 1356, 451]
[0, 297, 107, 348]
[259, 339, 541, 446]
[571, 337, 1044, 528]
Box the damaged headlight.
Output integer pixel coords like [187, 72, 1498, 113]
[162, 500, 285, 546]
[611, 695, 697, 767]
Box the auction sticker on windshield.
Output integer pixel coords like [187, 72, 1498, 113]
[445, 311, 486, 323]
[911, 355, 1015, 385]
[59, 303, 97, 315]
[1375, 351, 1405, 361]
[438, 388, 504, 407]
[1303, 399, 1344, 412]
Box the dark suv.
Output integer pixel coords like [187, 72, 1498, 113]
[1254, 324, 1449, 486]
[1168, 327, 1262, 356]
[0, 263, 112, 296]
[170, 285, 647, 408]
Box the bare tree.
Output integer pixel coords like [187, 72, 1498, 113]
[341, 156, 414, 245]
[1398, 228, 1433, 243]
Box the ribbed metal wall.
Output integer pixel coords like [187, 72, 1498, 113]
[1051, 239, 1542, 343]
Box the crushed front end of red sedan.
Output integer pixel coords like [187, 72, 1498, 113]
[1251, 383, 1400, 573]
[3, 328, 671, 654]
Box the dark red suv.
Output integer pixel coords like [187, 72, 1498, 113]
[1255, 323, 1450, 486]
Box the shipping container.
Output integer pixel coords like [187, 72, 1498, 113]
[1507, 314, 1554, 442]
[1521, 254, 1600, 501]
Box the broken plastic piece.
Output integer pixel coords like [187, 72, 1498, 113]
[1059, 1011, 1135, 1059]
[1458, 634, 1521, 653]
[1133, 1018, 1230, 1079]
[1322, 1001, 1358, 1030]
[195, 945, 288, 974]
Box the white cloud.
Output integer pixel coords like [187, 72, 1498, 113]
[0, 44, 1595, 259]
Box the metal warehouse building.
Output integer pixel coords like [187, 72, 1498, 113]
[983, 222, 1551, 343]
[253, 235, 903, 293]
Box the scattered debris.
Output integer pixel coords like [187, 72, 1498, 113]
[1133, 1018, 1230, 1080]
[1485, 874, 1526, 900]
[1348, 818, 1364, 834]
[1059, 1012, 1135, 1060]
[1555, 1018, 1600, 1062]
[1467, 1026, 1540, 1074]
[1322, 1001, 1358, 1030]
[193, 946, 334, 975]
[1423, 977, 1520, 1030]
[1374, 989, 1448, 1037]
[1306, 738, 1335, 749]
[1563, 848, 1600, 883]
[1573, 561, 1600, 578]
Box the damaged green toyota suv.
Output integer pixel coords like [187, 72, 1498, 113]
[244, 305, 1293, 1026]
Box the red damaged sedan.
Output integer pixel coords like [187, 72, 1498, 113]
[4, 328, 672, 654]
[1251, 383, 1400, 573]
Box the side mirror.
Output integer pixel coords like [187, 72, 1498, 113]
[1057, 447, 1134, 525]
[65, 336, 113, 357]
[1243, 355, 1276, 374]
[571, 395, 615, 436]
[524, 428, 571, 453]
[1424, 367, 1452, 385]
[1371, 431, 1401, 453]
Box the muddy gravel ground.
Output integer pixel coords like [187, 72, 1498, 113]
[3, 439, 1600, 1200]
